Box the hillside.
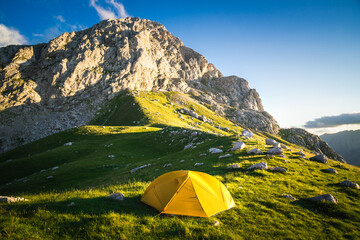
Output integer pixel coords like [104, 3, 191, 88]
[1, 91, 359, 239]
[321, 130, 360, 166]
[0, 17, 278, 154]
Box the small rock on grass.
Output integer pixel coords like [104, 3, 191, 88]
[322, 168, 338, 174]
[209, 148, 223, 154]
[227, 164, 240, 169]
[194, 163, 204, 167]
[231, 142, 245, 152]
[247, 148, 263, 155]
[67, 202, 75, 207]
[108, 193, 125, 201]
[266, 147, 283, 155]
[269, 167, 287, 173]
[309, 154, 328, 164]
[308, 194, 338, 203]
[339, 180, 359, 189]
[219, 154, 232, 159]
[214, 221, 220, 226]
[282, 194, 297, 201]
[247, 162, 268, 170]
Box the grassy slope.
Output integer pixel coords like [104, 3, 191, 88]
[0, 91, 359, 239]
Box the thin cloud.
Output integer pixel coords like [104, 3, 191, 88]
[0, 24, 27, 47]
[304, 113, 360, 128]
[90, 0, 129, 20]
[54, 15, 66, 23]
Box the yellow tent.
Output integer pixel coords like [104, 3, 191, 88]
[141, 170, 236, 217]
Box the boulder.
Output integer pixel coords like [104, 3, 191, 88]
[269, 167, 287, 173]
[281, 194, 297, 201]
[219, 154, 232, 159]
[108, 192, 125, 201]
[242, 129, 254, 138]
[322, 168, 338, 174]
[64, 142, 72, 146]
[265, 139, 280, 147]
[231, 141, 246, 152]
[247, 162, 268, 170]
[209, 148, 223, 154]
[194, 162, 204, 167]
[247, 148, 263, 155]
[227, 164, 240, 169]
[308, 194, 338, 203]
[266, 147, 283, 155]
[309, 154, 328, 164]
[339, 180, 359, 189]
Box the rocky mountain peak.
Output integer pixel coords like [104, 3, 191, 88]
[0, 17, 279, 153]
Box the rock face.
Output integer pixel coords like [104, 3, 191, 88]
[279, 128, 345, 163]
[0, 17, 279, 153]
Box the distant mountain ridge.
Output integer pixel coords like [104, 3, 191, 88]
[321, 130, 360, 166]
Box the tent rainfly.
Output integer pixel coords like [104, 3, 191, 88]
[141, 170, 236, 217]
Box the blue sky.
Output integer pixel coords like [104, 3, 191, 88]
[1, 0, 359, 133]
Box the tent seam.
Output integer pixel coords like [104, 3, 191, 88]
[163, 172, 190, 211]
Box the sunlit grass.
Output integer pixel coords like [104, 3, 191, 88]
[0, 91, 359, 239]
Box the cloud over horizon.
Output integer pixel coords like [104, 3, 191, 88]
[90, 0, 129, 20]
[0, 24, 27, 47]
[304, 112, 360, 128]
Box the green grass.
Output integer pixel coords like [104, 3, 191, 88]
[0, 91, 359, 239]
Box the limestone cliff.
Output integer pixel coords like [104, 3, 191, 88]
[0, 17, 279, 153]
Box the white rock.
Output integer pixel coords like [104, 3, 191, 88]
[209, 148, 223, 154]
[108, 155, 115, 158]
[282, 194, 297, 201]
[265, 139, 280, 147]
[194, 162, 204, 166]
[163, 163, 172, 168]
[247, 148, 263, 155]
[247, 162, 268, 170]
[46, 176, 54, 180]
[219, 154, 232, 159]
[108, 192, 125, 201]
[130, 164, 151, 173]
[227, 164, 240, 169]
[180, 160, 185, 163]
[231, 141, 245, 151]
[67, 202, 75, 207]
[199, 153, 207, 157]
[242, 129, 254, 138]
[184, 143, 194, 150]
[64, 142, 72, 146]
[52, 166, 59, 170]
[266, 147, 283, 155]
